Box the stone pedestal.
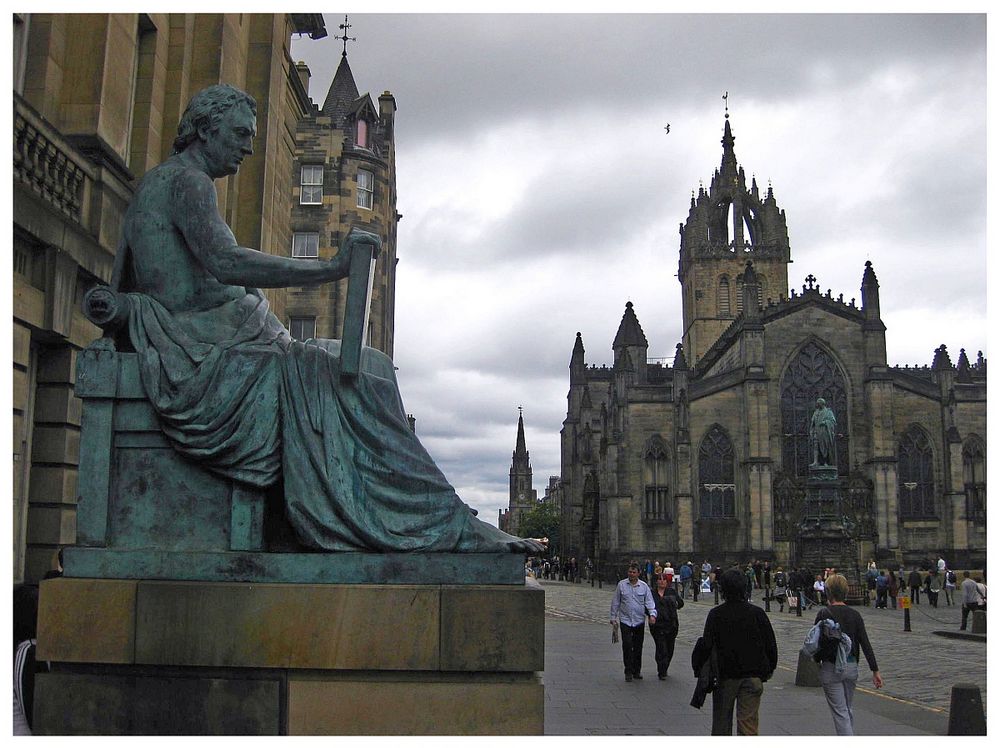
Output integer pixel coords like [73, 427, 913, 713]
[34, 577, 544, 735]
[796, 472, 858, 579]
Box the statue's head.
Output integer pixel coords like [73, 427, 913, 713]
[172, 85, 258, 168]
[815, 397, 826, 408]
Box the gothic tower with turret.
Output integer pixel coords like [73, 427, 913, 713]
[289, 31, 398, 356]
[678, 115, 791, 366]
[499, 410, 538, 535]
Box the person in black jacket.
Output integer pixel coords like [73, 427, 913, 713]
[649, 572, 684, 679]
[702, 568, 778, 735]
[813, 574, 884, 735]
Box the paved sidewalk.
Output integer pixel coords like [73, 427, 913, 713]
[537, 578, 985, 736]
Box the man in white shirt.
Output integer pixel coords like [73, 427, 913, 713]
[960, 571, 985, 630]
[610, 562, 657, 681]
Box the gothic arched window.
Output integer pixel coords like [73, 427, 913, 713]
[718, 276, 731, 318]
[643, 435, 670, 521]
[898, 425, 935, 518]
[698, 425, 735, 518]
[780, 341, 849, 477]
[962, 436, 986, 522]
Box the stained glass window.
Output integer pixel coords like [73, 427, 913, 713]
[897, 425, 935, 518]
[699, 425, 735, 518]
[962, 436, 985, 522]
[780, 341, 849, 477]
[643, 436, 670, 521]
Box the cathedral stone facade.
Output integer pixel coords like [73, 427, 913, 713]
[559, 116, 986, 576]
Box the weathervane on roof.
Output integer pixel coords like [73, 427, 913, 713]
[723, 91, 729, 119]
[337, 15, 357, 57]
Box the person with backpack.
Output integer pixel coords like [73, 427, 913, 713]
[650, 572, 684, 679]
[944, 568, 957, 606]
[701, 569, 777, 735]
[813, 574, 883, 735]
[772, 568, 787, 612]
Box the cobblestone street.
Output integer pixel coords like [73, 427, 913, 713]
[539, 577, 986, 735]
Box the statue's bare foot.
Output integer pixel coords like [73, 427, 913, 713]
[507, 536, 547, 554]
[457, 513, 548, 554]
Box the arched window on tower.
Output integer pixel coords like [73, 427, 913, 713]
[718, 276, 731, 317]
[962, 436, 986, 523]
[643, 436, 670, 522]
[698, 425, 735, 518]
[780, 341, 850, 477]
[898, 425, 936, 518]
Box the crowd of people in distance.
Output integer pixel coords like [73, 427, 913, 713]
[599, 553, 985, 736]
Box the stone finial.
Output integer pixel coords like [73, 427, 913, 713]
[932, 344, 954, 371]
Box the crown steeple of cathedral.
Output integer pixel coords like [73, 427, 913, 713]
[677, 106, 792, 367]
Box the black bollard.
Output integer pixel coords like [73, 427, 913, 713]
[796, 592, 802, 617]
[714, 585, 720, 605]
[904, 607, 911, 632]
[947, 683, 986, 735]
[764, 587, 771, 612]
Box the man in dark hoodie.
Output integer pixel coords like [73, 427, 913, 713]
[702, 568, 778, 735]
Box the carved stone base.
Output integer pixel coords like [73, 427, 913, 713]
[35, 577, 544, 735]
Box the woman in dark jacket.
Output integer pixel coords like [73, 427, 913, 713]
[650, 572, 684, 679]
[814, 574, 884, 735]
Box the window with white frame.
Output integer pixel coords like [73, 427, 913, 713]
[291, 232, 319, 258]
[300, 165, 323, 205]
[357, 169, 374, 210]
[289, 317, 316, 341]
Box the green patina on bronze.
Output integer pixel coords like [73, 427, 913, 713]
[73, 84, 543, 576]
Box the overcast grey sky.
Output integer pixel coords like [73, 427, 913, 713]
[291, 12, 988, 526]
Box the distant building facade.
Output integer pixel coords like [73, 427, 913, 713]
[559, 116, 986, 575]
[288, 50, 398, 356]
[499, 410, 537, 536]
[12, 12, 327, 584]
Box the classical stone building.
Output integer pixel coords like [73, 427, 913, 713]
[560, 116, 987, 576]
[287, 47, 398, 356]
[12, 12, 327, 584]
[499, 410, 537, 536]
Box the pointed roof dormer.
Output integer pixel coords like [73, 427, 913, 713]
[322, 55, 360, 120]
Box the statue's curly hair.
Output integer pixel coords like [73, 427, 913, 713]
[172, 84, 257, 154]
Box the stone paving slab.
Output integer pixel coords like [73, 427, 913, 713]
[539, 578, 984, 736]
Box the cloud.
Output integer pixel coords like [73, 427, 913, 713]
[291, 13, 987, 524]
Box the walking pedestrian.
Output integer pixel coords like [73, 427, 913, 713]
[959, 571, 985, 630]
[944, 568, 957, 606]
[772, 568, 787, 612]
[692, 562, 702, 602]
[679, 561, 693, 599]
[813, 574, 884, 735]
[650, 572, 684, 679]
[702, 569, 777, 735]
[925, 567, 942, 608]
[887, 568, 899, 609]
[874, 570, 888, 609]
[610, 562, 657, 682]
[907, 567, 922, 604]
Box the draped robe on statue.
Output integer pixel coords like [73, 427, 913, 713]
[125, 290, 502, 552]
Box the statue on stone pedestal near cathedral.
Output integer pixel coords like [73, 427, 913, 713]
[809, 398, 837, 470]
